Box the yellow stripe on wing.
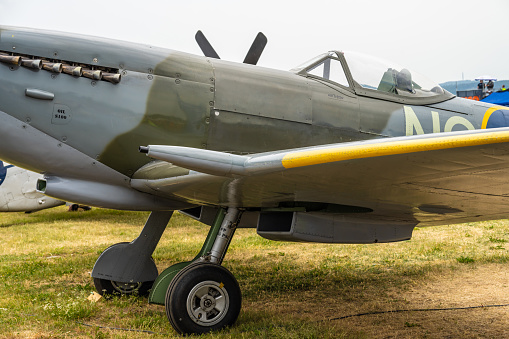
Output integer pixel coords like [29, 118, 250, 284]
[282, 130, 509, 169]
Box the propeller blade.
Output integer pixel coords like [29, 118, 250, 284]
[195, 30, 220, 59]
[243, 32, 267, 65]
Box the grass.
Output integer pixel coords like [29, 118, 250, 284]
[0, 207, 508, 338]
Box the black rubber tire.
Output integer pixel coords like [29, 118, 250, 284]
[93, 278, 153, 297]
[165, 263, 241, 335]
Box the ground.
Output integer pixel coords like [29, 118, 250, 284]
[0, 208, 507, 338]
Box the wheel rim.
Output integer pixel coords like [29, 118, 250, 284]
[186, 280, 229, 326]
[111, 281, 142, 294]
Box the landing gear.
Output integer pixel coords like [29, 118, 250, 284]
[165, 263, 241, 335]
[91, 207, 243, 335]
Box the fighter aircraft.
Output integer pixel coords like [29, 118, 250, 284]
[0, 160, 64, 212]
[1, 26, 509, 334]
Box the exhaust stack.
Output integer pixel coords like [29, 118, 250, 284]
[82, 69, 102, 80]
[62, 64, 83, 77]
[0, 53, 21, 66]
[0, 50, 121, 84]
[20, 58, 42, 69]
[42, 61, 63, 73]
[102, 72, 121, 84]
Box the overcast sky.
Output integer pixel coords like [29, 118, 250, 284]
[0, 0, 507, 83]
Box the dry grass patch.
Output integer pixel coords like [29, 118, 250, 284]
[336, 264, 509, 338]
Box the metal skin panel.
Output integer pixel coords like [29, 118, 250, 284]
[0, 110, 126, 182]
[309, 80, 361, 143]
[207, 110, 357, 154]
[0, 110, 187, 210]
[359, 97, 405, 137]
[213, 59, 312, 123]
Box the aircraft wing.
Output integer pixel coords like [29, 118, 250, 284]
[134, 127, 509, 227]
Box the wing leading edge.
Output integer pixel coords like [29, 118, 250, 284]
[142, 127, 509, 175]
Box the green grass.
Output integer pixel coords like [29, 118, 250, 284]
[0, 207, 508, 338]
[456, 256, 475, 263]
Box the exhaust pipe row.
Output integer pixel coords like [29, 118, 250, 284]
[0, 52, 121, 84]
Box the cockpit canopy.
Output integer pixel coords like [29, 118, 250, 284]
[292, 51, 452, 103]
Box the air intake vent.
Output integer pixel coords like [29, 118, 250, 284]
[36, 179, 47, 193]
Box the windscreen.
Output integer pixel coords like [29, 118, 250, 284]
[343, 51, 445, 97]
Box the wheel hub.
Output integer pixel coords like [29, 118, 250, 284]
[200, 295, 216, 312]
[187, 280, 229, 326]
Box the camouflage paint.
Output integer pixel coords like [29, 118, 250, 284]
[99, 53, 214, 175]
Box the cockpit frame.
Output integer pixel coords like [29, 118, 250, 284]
[293, 51, 455, 105]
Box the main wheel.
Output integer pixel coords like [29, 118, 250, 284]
[165, 263, 241, 335]
[94, 278, 153, 297]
